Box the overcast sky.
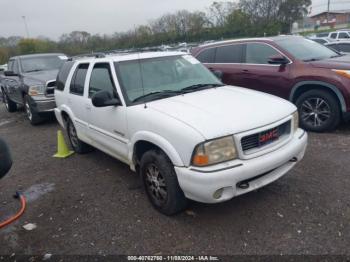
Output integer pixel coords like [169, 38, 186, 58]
[1, 0, 350, 40]
[0, 0, 215, 39]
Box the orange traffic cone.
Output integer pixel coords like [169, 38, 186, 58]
[53, 130, 74, 158]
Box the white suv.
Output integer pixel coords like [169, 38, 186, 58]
[54, 52, 308, 215]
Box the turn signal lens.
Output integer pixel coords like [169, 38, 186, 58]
[333, 69, 350, 79]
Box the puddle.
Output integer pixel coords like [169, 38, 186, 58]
[23, 183, 55, 203]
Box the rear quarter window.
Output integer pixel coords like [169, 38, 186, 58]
[56, 61, 74, 91]
[196, 48, 216, 63]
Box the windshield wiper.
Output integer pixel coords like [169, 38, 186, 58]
[303, 58, 321, 62]
[133, 90, 182, 103]
[181, 83, 223, 93]
[25, 69, 44, 73]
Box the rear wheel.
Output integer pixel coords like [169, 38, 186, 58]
[140, 149, 187, 216]
[296, 89, 340, 132]
[24, 95, 43, 125]
[66, 117, 93, 154]
[2, 91, 17, 112]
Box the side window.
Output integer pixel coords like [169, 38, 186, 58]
[56, 61, 74, 91]
[12, 60, 20, 74]
[7, 60, 14, 72]
[70, 63, 89, 96]
[215, 44, 243, 63]
[339, 32, 350, 39]
[245, 43, 280, 64]
[89, 63, 116, 98]
[330, 33, 337, 39]
[196, 48, 216, 63]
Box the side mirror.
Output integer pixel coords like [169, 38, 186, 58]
[268, 55, 289, 65]
[213, 70, 223, 80]
[0, 139, 12, 179]
[4, 70, 18, 77]
[91, 90, 121, 108]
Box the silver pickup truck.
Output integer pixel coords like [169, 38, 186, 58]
[0, 53, 67, 125]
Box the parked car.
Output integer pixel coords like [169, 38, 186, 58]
[309, 37, 333, 45]
[316, 31, 350, 41]
[55, 52, 307, 215]
[0, 53, 67, 124]
[191, 36, 350, 132]
[326, 41, 350, 54]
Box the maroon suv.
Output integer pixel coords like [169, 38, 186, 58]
[191, 36, 350, 132]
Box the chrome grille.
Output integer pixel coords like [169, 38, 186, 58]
[241, 121, 291, 153]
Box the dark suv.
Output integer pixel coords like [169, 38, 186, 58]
[191, 36, 350, 132]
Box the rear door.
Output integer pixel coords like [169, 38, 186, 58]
[66, 63, 90, 142]
[239, 42, 292, 99]
[85, 62, 128, 162]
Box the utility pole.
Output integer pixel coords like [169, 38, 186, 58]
[327, 0, 331, 24]
[22, 16, 30, 38]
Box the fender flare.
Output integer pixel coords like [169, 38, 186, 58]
[289, 81, 347, 112]
[129, 131, 184, 170]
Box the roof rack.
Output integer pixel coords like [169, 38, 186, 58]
[67, 52, 106, 61]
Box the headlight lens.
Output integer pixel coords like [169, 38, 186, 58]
[28, 85, 45, 96]
[293, 111, 299, 133]
[333, 69, 350, 79]
[192, 136, 237, 167]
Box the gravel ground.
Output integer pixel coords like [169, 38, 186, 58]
[0, 103, 350, 258]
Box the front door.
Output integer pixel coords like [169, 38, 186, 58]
[239, 42, 292, 99]
[85, 62, 128, 162]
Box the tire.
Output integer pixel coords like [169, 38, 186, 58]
[66, 117, 93, 154]
[2, 90, 17, 113]
[24, 95, 44, 125]
[140, 149, 187, 215]
[296, 89, 341, 132]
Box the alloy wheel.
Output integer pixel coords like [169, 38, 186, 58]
[301, 97, 331, 128]
[25, 102, 32, 121]
[145, 163, 168, 206]
[68, 121, 79, 149]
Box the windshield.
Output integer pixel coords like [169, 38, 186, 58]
[21, 55, 66, 73]
[115, 55, 222, 103]
[276, 37, 339, 61]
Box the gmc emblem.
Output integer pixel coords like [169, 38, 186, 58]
[259, 129, 279, 144]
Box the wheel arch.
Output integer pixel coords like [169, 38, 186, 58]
[130, 132, 184, 172]
[289, 81, 346, 113]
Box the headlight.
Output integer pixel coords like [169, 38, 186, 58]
[293, 111, 299, 133]
[333, 69, 350, 79]
[28, 85, 45, 96]
[192, 136, 237, 167]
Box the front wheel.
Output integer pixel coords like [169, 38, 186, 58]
[2, 91, 17, 112]
[25, 95, 43, 125]
[140, 150, 187, 216]
[296, 90, 340, 132]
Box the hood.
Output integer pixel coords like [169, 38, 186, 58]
[310, 55, 350, 70]
[23, 69, 59, 85]
[147, 86, 296, 139]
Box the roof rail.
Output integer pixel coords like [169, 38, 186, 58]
[109, 47, 164, 54]
[67, 52, 106, 61]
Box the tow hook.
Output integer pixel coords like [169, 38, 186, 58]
[237, 182, 250, 189]
[289, 157, 298, 163]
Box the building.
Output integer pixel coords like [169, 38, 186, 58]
[309, 10, 350, 26]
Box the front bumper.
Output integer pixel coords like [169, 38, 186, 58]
[175, 128, 308, 203]
[30, 95, 56, 113]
